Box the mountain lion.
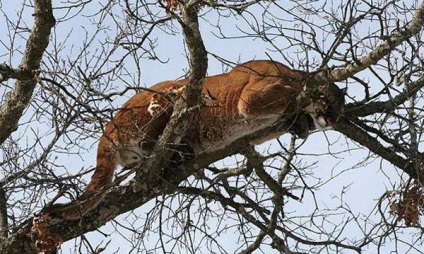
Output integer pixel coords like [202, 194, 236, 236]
[43, 60, 346, 220]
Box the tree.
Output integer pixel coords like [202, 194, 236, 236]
[1, 0, 424, 253]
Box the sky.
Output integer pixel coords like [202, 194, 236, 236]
[0, 0, 422, 253]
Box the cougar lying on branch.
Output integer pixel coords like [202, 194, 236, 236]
[43, 60, 346, 220]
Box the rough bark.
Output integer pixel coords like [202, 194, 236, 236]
[0, 1, 55, 252]
[133, 0, 208, 190]
[0, 0, 55, 145]
[3, 1, 424, 253]
[14, 118, 295, 253]
[0, 187, 8, 238]
[313, 1, 424, 83]
[335, 118, 414, 177]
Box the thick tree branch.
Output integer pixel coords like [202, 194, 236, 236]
[0, 187, 8, 238]
[240, 146, 290, 253]
[2, 0, 424, 253]
[335, 118, 416, 178]
[0, 65, 32, 83]
[10, 3, 209, 253]
[133, 2, 207, 189]
[0, 0, 55, 145]
[7, 111, 302, 253]
[6, 2, 424, 253]
[335, 77, 424, 180]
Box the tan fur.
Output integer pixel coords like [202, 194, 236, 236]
[43, 60, 345, 219]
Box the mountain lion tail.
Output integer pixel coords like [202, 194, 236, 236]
[42, 137, 116, 220]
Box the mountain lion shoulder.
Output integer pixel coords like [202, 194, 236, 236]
[44, 60, 346, 219]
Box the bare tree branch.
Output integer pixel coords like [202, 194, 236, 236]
[2, 1, 424, 253]
[335, 118, 414, 177]
[314, 1, 424, 82]
[0, 0, 55, 145]
[133, 1, 208, 190]
[345, 75, 424, 117]
[0, 187, 8, 238]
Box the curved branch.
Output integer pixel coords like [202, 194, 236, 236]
[314, 1, 424, 83]
[334, 118, 415, 178]
[0, 0, 55, 145]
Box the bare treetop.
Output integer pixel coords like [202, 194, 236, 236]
[1, 0, 424, 253]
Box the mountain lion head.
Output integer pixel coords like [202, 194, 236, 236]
[305, 84, 346, 130]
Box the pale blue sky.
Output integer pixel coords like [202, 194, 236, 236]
[0, 0, 421, 253]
